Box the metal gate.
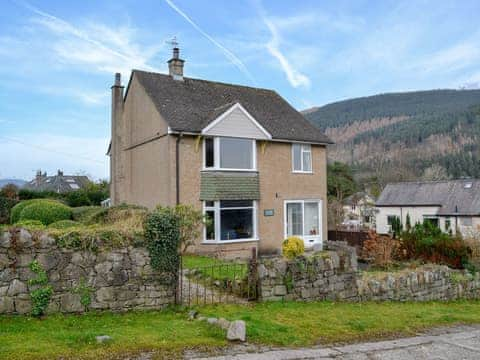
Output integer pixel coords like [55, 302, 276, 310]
[177, 251, 258, 306]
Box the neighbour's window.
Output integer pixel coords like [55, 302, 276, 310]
[292, 144, 312, 172]
[286, 200, 320, 237]
[461, 217, 473, 227]
[387, 215, 399, 226]
[204, 137, 255, 170]
[203, 200, 256, 242]
[423, 217, 439, 228]
[445, 219, 451, 231]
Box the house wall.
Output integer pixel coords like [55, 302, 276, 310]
[118, 75, 173, 208]
[376, 206, 440, 233]
[172, 136, 328, 257]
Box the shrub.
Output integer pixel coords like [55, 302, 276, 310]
[399, 221, 472, 269]
[65, 191, 92, 207]
[18, 189, 62, 200]
[282, 236, 305, 259]
[15, 219, 46, 230]
[11, 199, 47, 224]
[72, 206, 104, 223]
[362, 230, 399, 268]
[48, 220, 79, 229]
[168, 204, 205, 254]
[0, 184, 18, 199]
[18, 200, 73, 225]
[0, 196, 17, 224]
[144, 207, 180, 274]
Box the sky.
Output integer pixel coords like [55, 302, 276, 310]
[1, 0, 480, 181]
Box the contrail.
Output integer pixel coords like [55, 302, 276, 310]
[164, 0, 256, 84]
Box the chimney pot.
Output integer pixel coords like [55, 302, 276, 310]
[168, 46, 185, 80]
[114, 73, 121, 86]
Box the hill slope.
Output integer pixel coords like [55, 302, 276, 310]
[303, 89, 480, 186]
[0, 179, 27, 188]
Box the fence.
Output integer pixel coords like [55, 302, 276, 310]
[328, 230, 369, 254]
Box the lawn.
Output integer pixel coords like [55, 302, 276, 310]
[2, 301, 480, 359]
[182, 255, 248, 282]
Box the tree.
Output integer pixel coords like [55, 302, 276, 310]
[170, 204, 205, 254]
[422, 164, 449, 181]
[327, 162, 357, 229]
[0, 184, 18, 200]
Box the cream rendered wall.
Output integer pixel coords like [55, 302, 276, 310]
[120, 75, 173, 208]
[376, 206, 440, 233]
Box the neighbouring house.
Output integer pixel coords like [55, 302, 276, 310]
[376, 179, 480, 237]
[342, 192, 376, 229]
[24, 170, 90, 193]
[108, 46, 333, 257]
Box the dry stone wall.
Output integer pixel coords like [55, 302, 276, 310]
[258, 241, 480, 302]
[0, 229, 175, 314]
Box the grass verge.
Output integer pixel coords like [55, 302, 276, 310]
[182, 255, 247, 282]
[1, 301, 480, 359]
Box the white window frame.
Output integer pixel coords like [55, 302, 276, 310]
[203, 200, 258, 243]
[203, 137, 257, 171]
[283, 199, 322, 245]
[292, 143, 313, 173]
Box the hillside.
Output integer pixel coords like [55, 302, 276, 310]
[0, 179, 26, 188]
[303, 89, 480, 186]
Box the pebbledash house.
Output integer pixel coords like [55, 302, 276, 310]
[108, 47, 333, 257]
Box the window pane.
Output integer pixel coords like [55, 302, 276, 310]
[219, 138, 253, 169]
[205, 138, 214, 167]
[304, 202, 319, 235]
[205, 201, 214, 207]
[461, 217, 472, 226]
[220, 200, 253, 208]
[205, 210, 215, 240]
[302, 149, 312, 171]
[287, 203, 303, 236]
[220, 209, 253, 240]
[292, 144, 301, 171]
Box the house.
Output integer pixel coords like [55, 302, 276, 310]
[376, 179, 480, 236]
[108, 46, 333, 257]
[24, 170, 90, 193]
[342, 192, 376, 229]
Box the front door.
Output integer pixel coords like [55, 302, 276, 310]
[284, 200, 323, 248]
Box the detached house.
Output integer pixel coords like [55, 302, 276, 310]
[109, 46, 332, 257]
[376, 179, 480, 237]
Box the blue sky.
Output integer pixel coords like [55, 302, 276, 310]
[1, 0, 480, 180]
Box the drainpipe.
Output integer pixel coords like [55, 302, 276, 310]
[176, 133, 184, 205]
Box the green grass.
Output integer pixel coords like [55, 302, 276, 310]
[2, 301, 480, 359]
[182, 255, 248, 282]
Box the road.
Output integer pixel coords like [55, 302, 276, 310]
[194, 325, 480, 359]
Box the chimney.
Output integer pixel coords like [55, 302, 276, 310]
[110, 72, 125, 205]
[168, 45, 185, 80]
[57, 170, 63, 176]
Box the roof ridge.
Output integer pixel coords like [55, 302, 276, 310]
[387, 178, 479, 186]
[132, 69, 277, 93]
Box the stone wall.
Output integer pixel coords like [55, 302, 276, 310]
[258, 241, 480, 302]
[0, 229, 175, 314]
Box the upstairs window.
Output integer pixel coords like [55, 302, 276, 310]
[292, 144, 312, 173]
[204, 137, 256, 170]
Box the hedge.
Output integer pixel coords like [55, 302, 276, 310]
[48, 220, 79, 229]
[16, 200, 73, 225]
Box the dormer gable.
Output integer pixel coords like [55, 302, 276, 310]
[201, 103, 272, 140]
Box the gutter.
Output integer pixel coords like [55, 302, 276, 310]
[176, 132, 184, 205]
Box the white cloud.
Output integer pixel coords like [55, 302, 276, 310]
[263, 17, 311, 88]
[164, 0, 256, 84]
[0, 134, 109, 180]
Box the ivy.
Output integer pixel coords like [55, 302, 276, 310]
[144, 207, 180, 276]
[71, 278, 94, 311]
[28, 260, 53, 317]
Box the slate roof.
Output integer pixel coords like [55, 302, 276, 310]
[130, 70, 333, 144]
[376, 179, 480, 215]
[200, 172, 260, 201]
[24, 173, 90, 193]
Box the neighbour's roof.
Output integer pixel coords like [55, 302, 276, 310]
[24, 174, 90, 193]
[376, 179, 480, 215]
[130, 70, 333, 144]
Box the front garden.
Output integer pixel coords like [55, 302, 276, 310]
[2, 300, 480, 359]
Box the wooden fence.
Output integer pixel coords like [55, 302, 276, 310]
[328, 230, 369, 253]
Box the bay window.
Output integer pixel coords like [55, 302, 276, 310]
[204, 137, 256, 170]
[292, 144, 312, 173]
[203, 200, 257, 242]
[285, 200, 322, 241]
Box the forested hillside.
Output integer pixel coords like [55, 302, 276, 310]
[303, 89, 480, 188]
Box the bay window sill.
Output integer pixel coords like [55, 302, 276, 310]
[201, 238, 259, 244]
